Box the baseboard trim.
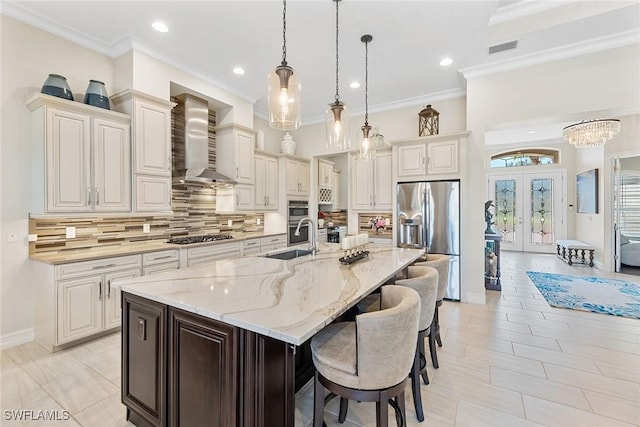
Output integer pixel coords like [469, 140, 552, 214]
[0, 328, 34, 350]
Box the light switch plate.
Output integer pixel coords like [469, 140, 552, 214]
[28, 234, 38, 242]
[227, 219, 233, 227]
[65, 227, 76, 239]
[257, 218, 261, 225]
[143, 224, 151, 233]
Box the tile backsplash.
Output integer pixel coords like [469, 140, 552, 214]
[358, 213, 393, 239]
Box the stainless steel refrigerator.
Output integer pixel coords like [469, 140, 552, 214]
[397, 181, 460, 300]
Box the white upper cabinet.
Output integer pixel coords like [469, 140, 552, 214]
[215, 124, 255, 185]
[27, 93, 131, 214]
[255, 153, 278, 211]
[351, 150, 392, 211]
[283, 157, 310, 197]
[318, 159, 334, 188]
[393, 132, 468, 180]
[111, 90, 175, 213]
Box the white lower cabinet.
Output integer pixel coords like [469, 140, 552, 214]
[241, 235, 287, 256]
[52, 255, 142, 347]
[187, 241, 242, 267]
[142, 249, 180, 275]
[317, 229, 328, 243]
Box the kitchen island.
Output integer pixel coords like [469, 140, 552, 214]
[116, 242, 424, 426]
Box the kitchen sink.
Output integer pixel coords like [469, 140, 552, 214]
[264, 249, 312, 260]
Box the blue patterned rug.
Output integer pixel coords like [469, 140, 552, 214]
[526, 271, 640, 319]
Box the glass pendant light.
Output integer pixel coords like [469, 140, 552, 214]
[325, 0, 350, 150]
[268, 0, 302, 130]
[359, 34, 373, 160]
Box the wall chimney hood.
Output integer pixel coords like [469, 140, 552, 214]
[172, 93, 237, 185]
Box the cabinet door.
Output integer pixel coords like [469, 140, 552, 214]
[235, 184, 255, 211]
[169, 308, 239, 427]
[104, 268, 141, 330]
[298, 162, 310, 196]
[235, 129, 255, 184]
[285, 160, 300, 195]
[134, 175, 172, 212]
[254, 156, 266, 209]
[397, 144, 426, 178]
[319, 162, 333, 188]
[264, 156, 278, 210]
[427, 139, 459, 174]
[332, 171, 341, 208]
[352, 157, 372, 210]
[46, 108, 92, 212]
[134, 100, 171, 176]
[374, 152, 393, 210]
[57, 275, 103, 344]
[122, 293, 166, 427]
[93, 118, 131, 212]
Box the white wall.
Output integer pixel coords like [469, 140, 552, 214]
[1, 15, 117, 343]
[468, 44, 639, 301]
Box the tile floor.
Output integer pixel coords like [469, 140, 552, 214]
[1, 252, 639, 426]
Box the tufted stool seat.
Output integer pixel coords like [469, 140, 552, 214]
[414, 254, 449, 370]
[355, 266, 438, 422]
[312, 285, 421, 427]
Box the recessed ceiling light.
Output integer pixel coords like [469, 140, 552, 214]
[152, 21, 169, 33]
[233, 67, 245, 75]
[349, 81, 360, 89]
[528, 130, 537, 134]
[439, 57, 453, 66]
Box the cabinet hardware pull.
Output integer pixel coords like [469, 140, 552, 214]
[236, 166, 239, 178]
[96, 188, 100, 205]
[154, 255, 173, 260]
[92, 263, 117, 269]
[422, 156, 425, 170]
[167, 157, 171, 170]
[107, 279, 111, 298]
[98, 281, 102, 301]
[87, 188, 91, 206]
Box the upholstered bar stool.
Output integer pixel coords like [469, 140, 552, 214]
[311, 286, 421, 427]
[414, 254, 450, 370]
[356, 266, 438, 422]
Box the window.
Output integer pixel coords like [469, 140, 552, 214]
[490, 149, 559, 168]
[620, 171, 640, 237]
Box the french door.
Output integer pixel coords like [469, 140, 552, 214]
[488, 171, 565, 253]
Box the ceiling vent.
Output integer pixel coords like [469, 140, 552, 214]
[488, 40, 518, 54]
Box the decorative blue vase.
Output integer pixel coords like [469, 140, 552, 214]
[41, 74, 74, 101]
[84, 80, 110, 110]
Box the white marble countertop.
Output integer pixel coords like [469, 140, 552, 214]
[115, 242, 424, 346]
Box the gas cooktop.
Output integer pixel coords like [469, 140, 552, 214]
[167, 234, 233, 245]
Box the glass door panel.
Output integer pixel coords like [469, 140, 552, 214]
[489, 175, 523, 251]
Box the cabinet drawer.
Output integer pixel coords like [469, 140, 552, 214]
[143, 262, 180, 276]
[243, 239, 260, 249]
[143, 249, 180, 265]
[56, 255, 142, 280]
[260, 235, 286, 246]
[187, 242, 241, 259]
[243, 247, 261, 257]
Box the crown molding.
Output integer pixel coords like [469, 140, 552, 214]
[489, 0, 577, 26]
[300, 88, 467, 126]
[2, 0, 257, 105]
[461, 29, 640, 79]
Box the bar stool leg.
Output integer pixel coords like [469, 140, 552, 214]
[411, 341, 425, 422]
[314, 371, 325, 427]
[338, 397, 348, 423]
[377, 390, 389, 427]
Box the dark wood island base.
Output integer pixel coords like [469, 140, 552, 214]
[122, 292, 301, 427]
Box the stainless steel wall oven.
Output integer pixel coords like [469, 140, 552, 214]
[288, 200, 309, 246]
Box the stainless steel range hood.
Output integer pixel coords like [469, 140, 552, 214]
[172, 93, 237, 185]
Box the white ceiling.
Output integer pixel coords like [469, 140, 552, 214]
[4, 0, 639, 138]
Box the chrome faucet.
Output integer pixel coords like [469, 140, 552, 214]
[294, 216, 317, 255]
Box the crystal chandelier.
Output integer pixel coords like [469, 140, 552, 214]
[325, 0, 350, 150]
[268, 0, 302, 130]
[562, 119, 620, 148]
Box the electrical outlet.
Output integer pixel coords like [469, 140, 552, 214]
[65, 227, 76, 239]
[28, 234, 38, 242]
[257, 218, 261, 225]
[7, 231, 17, 243]
[227, 219, 233, 227]
[143, 224, 151, 233]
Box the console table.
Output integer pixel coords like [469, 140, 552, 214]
[556, 239, 595, 267]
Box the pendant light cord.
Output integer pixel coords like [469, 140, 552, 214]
[335, 0, 340, 102]
[364, 37, 369, 126]
[282, 0, 287, 65]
